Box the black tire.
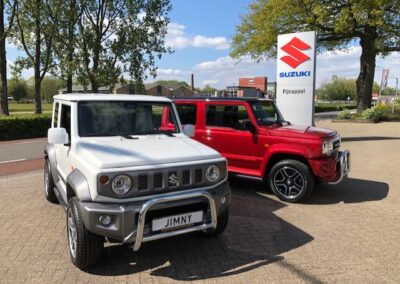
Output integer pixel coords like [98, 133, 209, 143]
[268, 159, 314, 203]
[44, 159, 58, 204]
[67, 197, 103, 269]
[204, 208, 229, 236]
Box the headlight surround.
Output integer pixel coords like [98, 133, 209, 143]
[111, 175, 132, 195]
[322, 136, 340, 156]
[206, 165, 221, 183]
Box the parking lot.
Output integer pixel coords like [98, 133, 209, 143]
[1, 119, 399, 283]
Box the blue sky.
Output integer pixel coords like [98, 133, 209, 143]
[6, 0, 400, 89]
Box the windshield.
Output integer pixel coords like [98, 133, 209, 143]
[78, 101, 179, 137]
[250, 100, 284, 125]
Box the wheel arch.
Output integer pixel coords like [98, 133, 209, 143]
[66, 169, 92, 202]
[264, 153, 311, 178]
[44, 144, 59, 184]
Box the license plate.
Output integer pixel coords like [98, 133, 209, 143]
[152, 211, 203, 232]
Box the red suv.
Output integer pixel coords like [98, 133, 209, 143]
[174, 98, 350, 203]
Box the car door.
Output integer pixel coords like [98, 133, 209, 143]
[200, 102, 263, 174]
[55, 103, 73, 190]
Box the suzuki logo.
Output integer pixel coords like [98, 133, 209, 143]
[280, 37, 311, 68]
[168, 172, 179, 187]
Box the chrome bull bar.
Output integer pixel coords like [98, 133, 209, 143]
[123, 190, 217, 251]
[329, 149, 351, 185]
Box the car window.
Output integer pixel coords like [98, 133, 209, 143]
[206, 104, 249, 130]
[175, 104, 197, 125]
[53, 102, 59, 128]
[78, 101, 179, 137]
[60, 104, 71, 139]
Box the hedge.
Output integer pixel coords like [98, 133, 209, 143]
[315, 104, 356, 113]
[0, 114, 51, 141]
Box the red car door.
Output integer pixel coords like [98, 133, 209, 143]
[198, 102, 264, 176]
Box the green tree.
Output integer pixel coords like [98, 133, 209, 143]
[231, 0, 400, 112]
[50, 0, 79, 93]
[8, 75, 29, 102]
[76, 0, 171, 93]
[41, 77, 65, 102]
[317, 76, 356, 100]
[201, 84, 217, 94]
[0, 0, 17, 115]
[12, 0, 62, 114]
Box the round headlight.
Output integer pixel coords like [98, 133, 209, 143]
[112, 175, 132, 195]
[206, 165, 221, 183]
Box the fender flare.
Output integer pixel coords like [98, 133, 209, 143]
[66, 169, 92, 201]
[44, 144, 59, 185]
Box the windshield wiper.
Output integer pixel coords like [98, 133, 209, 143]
[120, 134, 138, 140]
[155, 130, 175, 137]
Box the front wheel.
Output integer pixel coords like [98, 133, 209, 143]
[67, 197, 103, 269]
[203, 208, 229, 236]
[268, 159, 314, 203]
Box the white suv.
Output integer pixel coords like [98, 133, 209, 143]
[44, 94, 230, 269]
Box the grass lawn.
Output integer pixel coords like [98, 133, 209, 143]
[8, 103, 53, 113]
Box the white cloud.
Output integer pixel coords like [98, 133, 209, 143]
[152, 47, 400, 89]
[166, 22, 230, 50]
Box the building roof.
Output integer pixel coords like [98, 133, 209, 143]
[53, 93, 171, 102]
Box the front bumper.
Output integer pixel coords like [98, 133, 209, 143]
[78, 182, 230, 251]
[309, 150, 350, 183]
[328, 150, 351, 184]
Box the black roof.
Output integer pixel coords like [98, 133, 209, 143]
[173, 96, 273, 102]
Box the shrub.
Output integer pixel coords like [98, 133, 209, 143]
[337, 109, 352, 119]
[0, 114, 51, 141]
[361, 105, 386, 122]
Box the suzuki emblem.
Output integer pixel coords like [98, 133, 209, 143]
[280, 37, 311, 68]
[168, 172, 179, 186]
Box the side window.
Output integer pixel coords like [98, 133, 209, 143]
[206, 104, 249, 130]
[53, 103, 59, 128]
[175, 104, 197, 125]
[60, 104, 71, 139]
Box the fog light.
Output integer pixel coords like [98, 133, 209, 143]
[99, 215, 112, 226]
[221, 196, 227, 205]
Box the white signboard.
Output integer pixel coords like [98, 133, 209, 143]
[276, 31, 317, 126]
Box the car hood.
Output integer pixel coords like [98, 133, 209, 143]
[267, 125, 337, 139]
[75, 136, 221, 169]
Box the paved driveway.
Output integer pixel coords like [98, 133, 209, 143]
[0, 120, 399, 283]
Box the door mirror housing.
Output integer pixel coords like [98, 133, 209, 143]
[48, 128, 69, 144]
[182, 124, 195, 138]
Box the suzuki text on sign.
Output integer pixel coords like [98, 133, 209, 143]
[276, 31, 316, 126]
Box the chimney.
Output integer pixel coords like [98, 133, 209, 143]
[191, 73, 194, 91]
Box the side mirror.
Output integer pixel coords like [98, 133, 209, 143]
[48, 128, 69, 144]
[182, 124, 195, 138]
[245, 121, 257, 134]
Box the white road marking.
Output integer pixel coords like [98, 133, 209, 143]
[13, 140, 45, 145]
[0, 159, 26, 164]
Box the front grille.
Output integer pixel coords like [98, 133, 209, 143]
[195, 169, 202, 183]
[153, 172, 163, 189]
[138, 174, 148, 191]
[182, 170, 190, 185]
[98, 161, 226, 199]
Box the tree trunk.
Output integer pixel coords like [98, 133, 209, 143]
[67, 75, 73, 93]
[356, 36, 376, 112]
[0, 0, 8, 115]
[34, 0, 42, 114]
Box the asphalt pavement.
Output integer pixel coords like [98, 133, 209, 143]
[0, 138, 46, 163]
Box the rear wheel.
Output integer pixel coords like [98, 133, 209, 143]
[203, 208, 229, 236]
[268, 159, 314, 203]
[44, 159, 58, 204]
[67, 197, 103, 269]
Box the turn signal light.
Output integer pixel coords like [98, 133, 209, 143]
[99, 175, 109, 184]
